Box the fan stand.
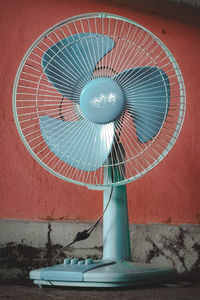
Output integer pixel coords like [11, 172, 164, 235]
[30, 158, 175, 287]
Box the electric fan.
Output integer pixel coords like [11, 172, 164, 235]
[13, 13, 186, 287]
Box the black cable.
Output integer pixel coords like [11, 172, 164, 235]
[59, 97, 65, 121]
[94, 65, 117, 75]
[51, 186, 114, 265]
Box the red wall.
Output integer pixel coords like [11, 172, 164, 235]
[1, 0, 200, 224]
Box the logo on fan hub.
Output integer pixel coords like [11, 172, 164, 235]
[80, 78, 124, 124]
[90, 92, 118, 107]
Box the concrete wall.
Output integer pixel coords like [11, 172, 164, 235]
[0, 220, 199, 283]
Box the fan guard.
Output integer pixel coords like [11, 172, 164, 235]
[13, 13, 186, 188]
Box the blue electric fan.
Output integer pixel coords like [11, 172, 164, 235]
[13, 13, 186, 287]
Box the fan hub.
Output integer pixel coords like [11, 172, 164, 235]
[80, 78, 124, 124]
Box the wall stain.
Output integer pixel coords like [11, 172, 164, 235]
[164, 217, 172, 224]
[0, 241, 102, 284]
[45, 223, 52, 266]
[0, 242, 43, 284]
[163, 227, 188, 272]
[146, 238, 162, 263]
[196, 212, 200, 224]
[44, 216, 56, 221]
[145, 227, 200, 274]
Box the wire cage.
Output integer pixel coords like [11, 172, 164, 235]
[13, 13, 186, 188]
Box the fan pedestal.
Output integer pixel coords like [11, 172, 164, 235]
[30, 260, 175, 287]
[29, 184, 175, 287]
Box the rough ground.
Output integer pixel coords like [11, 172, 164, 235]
[0, 281, 200, 300]
[0, 271, 199, 300]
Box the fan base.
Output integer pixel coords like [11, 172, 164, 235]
[30, 260, 175, 288]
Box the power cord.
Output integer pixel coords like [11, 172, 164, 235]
[51, 186, 114, 265]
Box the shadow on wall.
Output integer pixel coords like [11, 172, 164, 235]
[97, 0, 200, 25]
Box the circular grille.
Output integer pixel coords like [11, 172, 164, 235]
[13, 13, 186, 188]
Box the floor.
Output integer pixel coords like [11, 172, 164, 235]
[0, 273, 200, 300]
[0, 283, 200, 300]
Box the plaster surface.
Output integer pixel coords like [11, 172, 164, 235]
[0, 0, 200, 224]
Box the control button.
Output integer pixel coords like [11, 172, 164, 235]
[71, 258, 79, 265]
[78, 260, 85, 265]
[64, 258, 71, 265]
[85, 258, 93, 265]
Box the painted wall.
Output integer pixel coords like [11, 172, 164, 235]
[0, 0, 200, 224]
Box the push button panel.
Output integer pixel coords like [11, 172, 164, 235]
[63, 257, 94, 266]
[30, 259, 115, 282]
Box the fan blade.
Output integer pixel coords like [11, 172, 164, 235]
[40, 116, 114, 171]
[115, 67, 170, 143]
[42, 34, 115, 102]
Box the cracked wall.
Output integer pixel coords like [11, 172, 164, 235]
[0, 220, 199, 283]
[130, 224, 200, 274]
